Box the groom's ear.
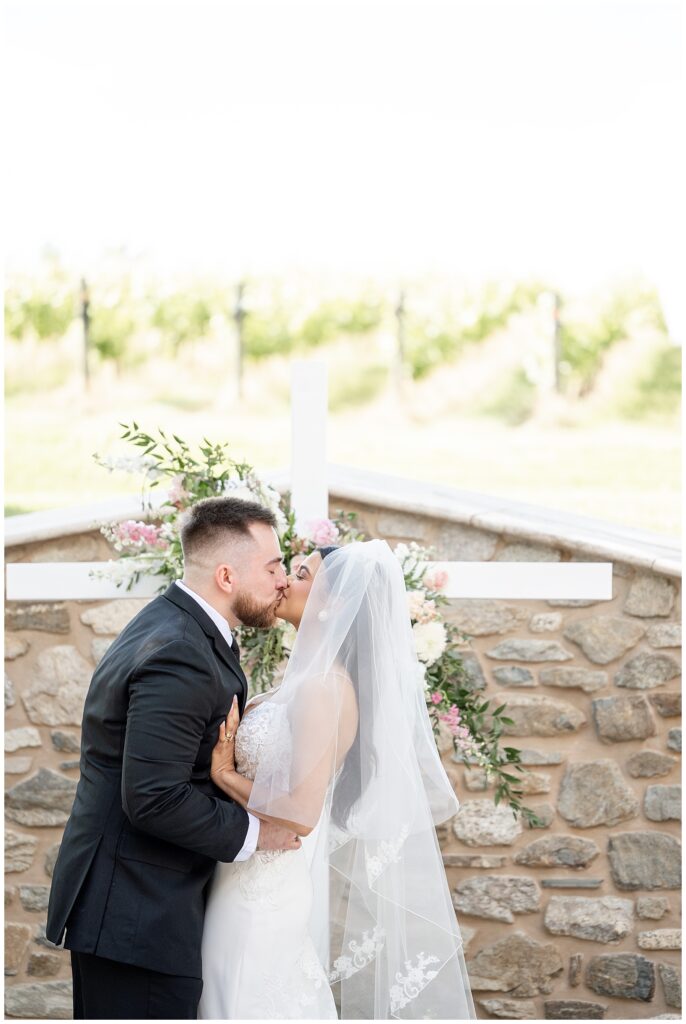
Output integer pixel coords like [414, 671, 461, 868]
[215, 562, 236, 594]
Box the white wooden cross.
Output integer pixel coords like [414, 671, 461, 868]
[5, 358, 611, 602]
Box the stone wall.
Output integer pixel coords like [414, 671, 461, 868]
[4, 497, 682, 1020]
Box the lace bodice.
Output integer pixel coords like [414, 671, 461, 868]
[235, 698, 288, 782]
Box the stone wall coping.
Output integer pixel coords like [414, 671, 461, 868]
[4, 463, 681, 578]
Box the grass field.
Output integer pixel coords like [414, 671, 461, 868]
[4, 356, 681, 538]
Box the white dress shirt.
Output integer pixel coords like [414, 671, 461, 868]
[174, 579, 259, 861]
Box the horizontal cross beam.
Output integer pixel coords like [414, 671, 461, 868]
[5, 560, 612, 602]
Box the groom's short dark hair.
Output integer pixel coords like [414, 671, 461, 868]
[179, 496, 277, 566]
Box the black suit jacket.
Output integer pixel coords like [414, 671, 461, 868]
[46, 582, 251, 978]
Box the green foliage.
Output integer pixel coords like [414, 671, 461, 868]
[151, 293, 213, 352]
[616, 343, 682, 418]
[478, 366, 538, 425]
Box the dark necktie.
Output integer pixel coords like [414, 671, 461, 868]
[231, 634, 241, 663]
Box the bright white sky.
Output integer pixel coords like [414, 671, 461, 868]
[4, 0, 684, 290]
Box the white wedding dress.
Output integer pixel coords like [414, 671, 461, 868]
[198, 699, 338, 1020]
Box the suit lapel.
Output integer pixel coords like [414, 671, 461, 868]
[162, 582, 247, 705]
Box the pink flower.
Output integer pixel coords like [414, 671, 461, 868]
[423, 568, 449, 592]
[306, 518, 340, 547]
[168, 475, 189, 507]
[114, 520, 169, 552]
[430, 692, 443, 705]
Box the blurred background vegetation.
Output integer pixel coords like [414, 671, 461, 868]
[4, 251, 681, 536]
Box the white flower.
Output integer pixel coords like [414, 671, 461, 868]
[393, 543, 410, 563]
[222, 480, 258, 503]
[407, 589, 427, 619]
[412, 621, 447, 665]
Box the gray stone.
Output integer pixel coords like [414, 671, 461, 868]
[19, 884, 51, 912]
[436, 523, 498, 561]
[563, 616, 645, 664]
[667, 728, 681, 752]
[463, 768, 489, 791]
[658, 963, 681, 1009]
[27, 950, 62, 977]
[466, 930, 564, 996]
[5, 726, 42, 752]
[592, 694, 656, 742]
[585, 953, 655, 1000]
[638, 928, 681, 949]
[60, 759, 81, 771]
[453, 875, 540, 922]
[608, 832, 681, 890]
[496, 542, 561, 562]
[517, 770, 552, 794]
[377, 511, 431, 540]
[447, 600, 528, 636]
[5, 635, 30, 660]
[569, 953, 582, 987]
[442, 853, 507, 868]
[5, 602, 71, 634]
[626, 750, 676, 778]
[485, 639, 574, 662]
[636, 896, 670, 919]
[22, 644, 92, 726]
[547, 598, 599, 607]
[497, 694, 586, 737]
[33, 923, 63, 949]
[5, 829, 38, 873]
[50, 730, 81, 754]
[517, 748, 564, 766]
[492, 666, 536, 687]
[647, 622, 681, 648]
[452, 799, 522, 846]
[557, 759, 639, 827]
[24, 534, 103, 562]
[644, 784, 681, 822]
[625, 574, 676, 617]
[540, 878, 603, 889]
[543, 1000, 608, 1019]
[478, 998, 537, 1019]
[5, 767, 77, 826]
[514, 835, 599, 869]
[529, 612, 563, 632]
[5, 921, 33, 975]
[649, 691, 681, 717]
[5, 673, 16, 708]
[45, 842, 61, 878]
[91, 636, 114, 665]
[457, 651, 487, 692]
[526, 803, 555, 828]
[80, 598, 148, 635]
[5, 756, 33, 774]
[539, 666, 608, 693]
[615, 652, 681, 689]
[4, 979, 73, 1018]
[544, 895, 634, 943]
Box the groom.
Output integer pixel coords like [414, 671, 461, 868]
[46, 496, 301, 1019]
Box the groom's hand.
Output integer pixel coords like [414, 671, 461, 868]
[256, 821, 302, 852]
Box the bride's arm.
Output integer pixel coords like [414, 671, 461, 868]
[211, 676, 358, 836]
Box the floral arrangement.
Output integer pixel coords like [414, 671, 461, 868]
[93, 425, 537, 822]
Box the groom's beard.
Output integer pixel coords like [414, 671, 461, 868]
[232, 590, 281, 629]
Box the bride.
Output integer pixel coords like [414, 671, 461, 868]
[198, 539, 475, 1020]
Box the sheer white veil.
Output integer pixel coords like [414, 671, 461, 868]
[247, 539, 475, 1019]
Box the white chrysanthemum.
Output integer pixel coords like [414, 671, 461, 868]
[412, 621, 447, 665]
[407, 589, 428, 620]
[393, 543, 410, 563]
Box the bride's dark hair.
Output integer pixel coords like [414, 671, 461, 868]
[317, 545, 376, 829]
